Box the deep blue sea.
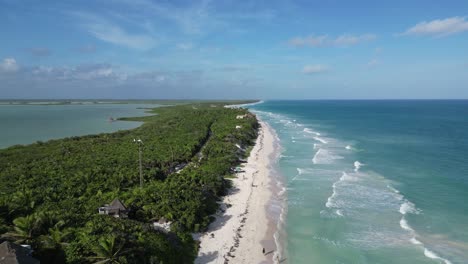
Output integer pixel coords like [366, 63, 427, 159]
[250, 100, 468, 264]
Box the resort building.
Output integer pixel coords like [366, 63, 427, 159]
[98, 198, 129, 218]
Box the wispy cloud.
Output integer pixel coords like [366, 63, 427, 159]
[302, 64, 328, 74]
[176, 43, 194, 51]
[0, 61, 213, 98]
[289, 34, 376, 47]
[367, 59, 379, 67]
[0, 58, 19, 72]
[113, 0, 215, 35]
[215, 64, 251, 72]
[333, 34, 376, 46]
[401, 16, 468, 37]
[113, 0, 277, 35]
[73, 12, 157, 50]
[27, 47, 51, 57]
[76, 44, 97, 53]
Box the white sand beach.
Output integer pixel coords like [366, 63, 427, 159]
[195, 120, 279, 264]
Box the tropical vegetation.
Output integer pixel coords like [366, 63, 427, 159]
[0, 102, 259, 263]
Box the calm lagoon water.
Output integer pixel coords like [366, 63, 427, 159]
[0, 103, 157, 149]
[250, 100, 468, 264]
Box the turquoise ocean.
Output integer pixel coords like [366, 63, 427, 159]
[0, 103, 155, 149]
[250, 100, 468, 264]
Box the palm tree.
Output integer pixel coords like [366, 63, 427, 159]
[40, 221, 70, 249]
[1, 214, 41, 244]
[90, 235, 127, 264]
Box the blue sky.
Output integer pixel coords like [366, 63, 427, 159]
[1, 0, 467, 99]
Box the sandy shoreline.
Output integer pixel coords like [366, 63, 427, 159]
[195, 120, 280, 264]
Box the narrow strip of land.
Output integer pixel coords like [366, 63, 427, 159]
[196, 120, 277, 264]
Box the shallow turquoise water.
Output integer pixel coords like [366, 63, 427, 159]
[0, 104, 156, 149]
[250, 100, 468, 264]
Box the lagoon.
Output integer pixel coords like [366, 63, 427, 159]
[0, 103, 156, 149]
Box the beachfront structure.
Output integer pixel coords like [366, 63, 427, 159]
[98, 198, 129, 218]
[0, 241, 39, 264]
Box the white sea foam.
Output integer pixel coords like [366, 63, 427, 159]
[312, 149, 342, 164]
[340, 171, 358, 181]
[313, 143, 319, 149]
[410, 237, 423, 245]
[325, 182, 338, 208]
[399, 201, 419, 215]
[400, 218, 414, 232]
[312, 149, 322, 164]
[424, 248, 453, 264]
[303, 128, 321, 136]
[354, 161, 363, 172]
[398, 205, 451, 264]
[292, 169, 301, 182]
[336, 209, 344, 216]
[325, 172, 349, 208]
[387, 184, 400, 194]
[278, 187, 287, 196]
[313, 136, 328, 144]
[345, 145, 352, 150]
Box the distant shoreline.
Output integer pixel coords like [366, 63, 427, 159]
[0, 99, 260, 106]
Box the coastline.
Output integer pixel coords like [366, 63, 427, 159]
[195, 120, 282, 264]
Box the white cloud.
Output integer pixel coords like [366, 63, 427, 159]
[73, 12, 157, 50]
[114, 0, 214, 35]
[302, 64, 328, 74]
[333, 34, 376, 46]
[215, 64, 251, 72]
[402, 16, 468, 37]
[176, 43, 194, 50]
[289, 35, 328, 47]
[113, 0, 278, 35]
[0, 58, 19, 72]
[87, 22, 156, 50]
[27, 47, 51, 57]
[367, 59, 379, 67]
[289, 34, 376, 47]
